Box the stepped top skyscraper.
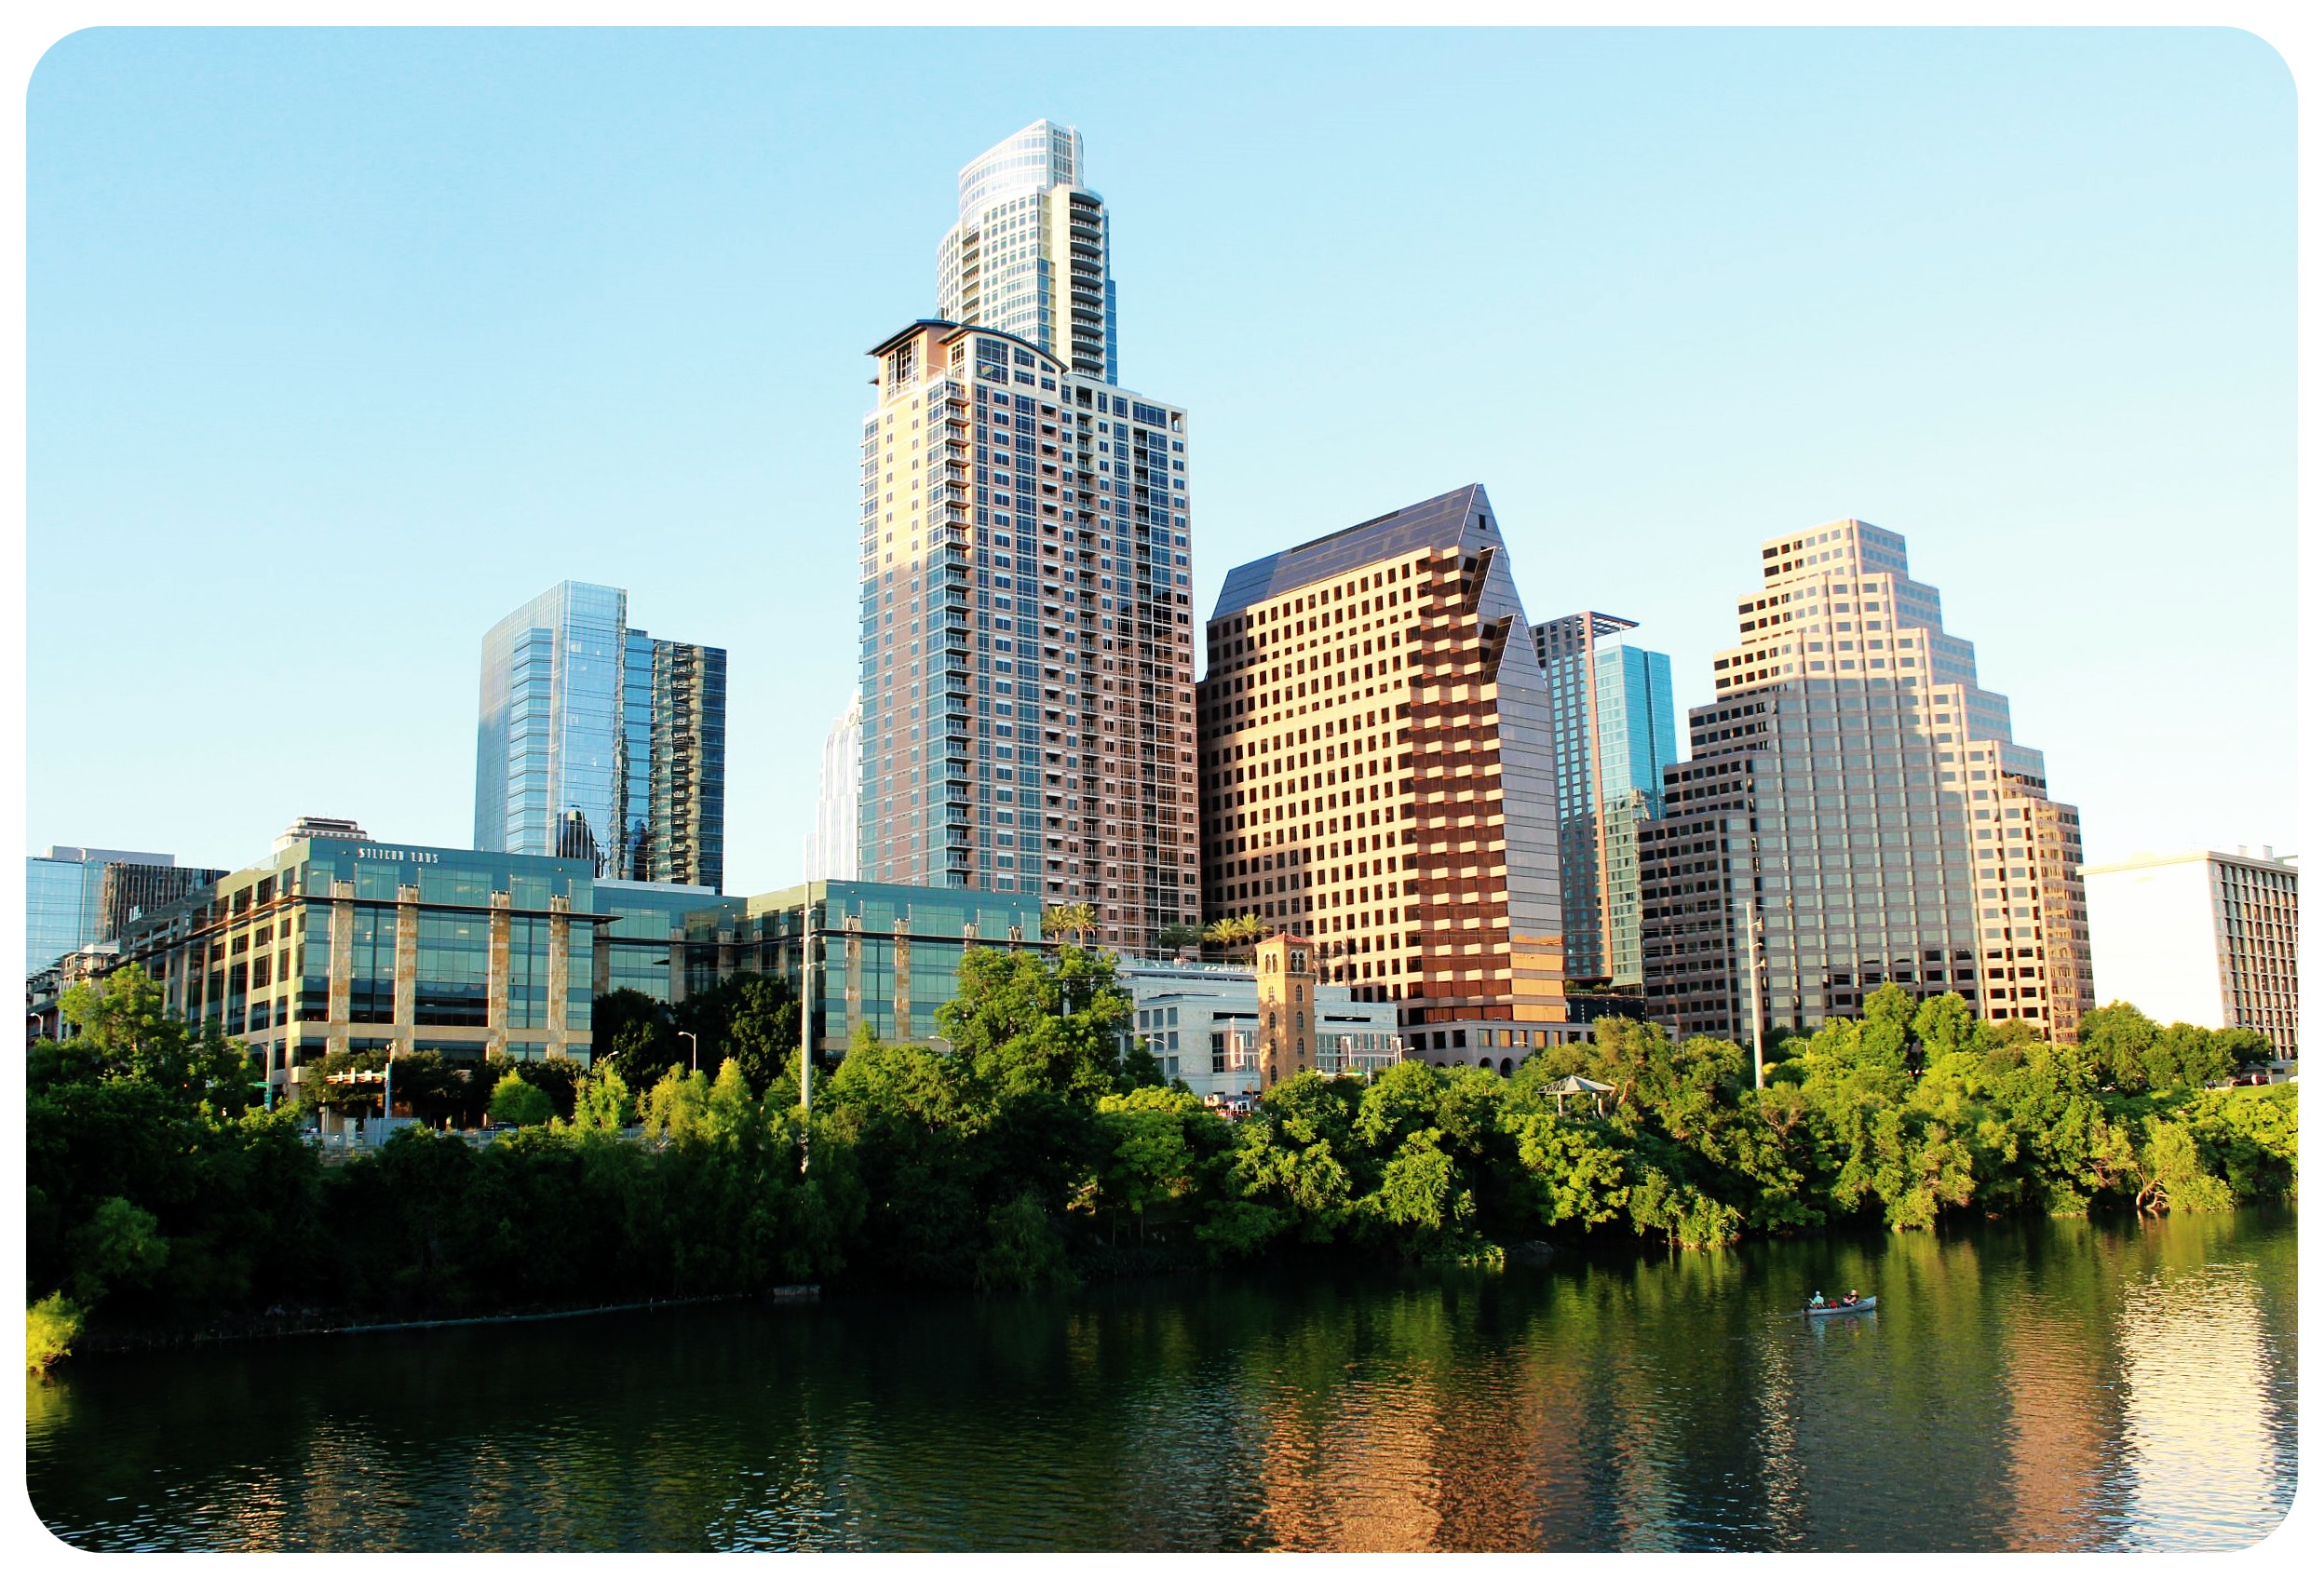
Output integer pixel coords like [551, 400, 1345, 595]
[937, 119, 1117, 383]
[857, 122, 1195, 951]
[1640, 520, 2092, 1054]
[476, 581, 726, 891]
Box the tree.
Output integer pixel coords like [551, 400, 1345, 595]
[1202, 914, 1266, 960]
[487, 1073, 555, 1128]
[593, 988, 677, 1090]
[936, 945, 1139, 1103]
[675, 973, 801, 1097]
[2078, 1001, 2162, 1091]
[1041, 902, 1098, 945]
[1153, 922, 1203, 956]
[51, 964, 256, 1113]
[26, 1293, 84, 1378]
[1096, 1087, 1202, 1241]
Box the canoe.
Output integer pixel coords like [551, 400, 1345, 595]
[1804, 1296, 1876, 1316]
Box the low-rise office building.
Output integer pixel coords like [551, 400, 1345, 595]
[1115, 947, 1402, 1102]
[114, 826, 603, 1102]
[2081, 847, 2298, 1056]
[597, 878, 1048, 1063]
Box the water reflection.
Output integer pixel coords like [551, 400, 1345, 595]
[26, 1209, 2296, 1553]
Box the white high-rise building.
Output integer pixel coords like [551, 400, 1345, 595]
[804, 699, 862, 882]
[937, 119, 1117, 383]
[2080, 847, 2298, 1055]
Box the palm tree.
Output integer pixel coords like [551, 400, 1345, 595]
[1042, 902, 1098, 946]
[1202, 913, 1267, 962]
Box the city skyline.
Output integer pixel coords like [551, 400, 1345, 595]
[25, 29, 2296, 894]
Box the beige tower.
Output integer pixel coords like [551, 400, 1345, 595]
[1254, 932, 1317, 1088]
[857, 319, 1197, 951]
[1643, 519, 2094, 1044]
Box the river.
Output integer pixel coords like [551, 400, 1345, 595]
[25, 1207, 2297, 1552]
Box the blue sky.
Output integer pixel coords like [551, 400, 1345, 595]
[26, 26, 2296, 888]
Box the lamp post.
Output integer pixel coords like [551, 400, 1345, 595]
[1744, 889, 1767, 1089]
[678, 1030, 699, 1073]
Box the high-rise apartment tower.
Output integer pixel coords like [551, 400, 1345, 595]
[1196, 485, 1580, 1057]
[476, 581, 727, 890]
[937, 120, 1117, 383]
[855, 125, 1192, 948]
[1534, 614, 1677, 990]
[1639, 520, 2094, 1049]
[2081, 847, 2298, 1055]
[857, 321, 1195, 945]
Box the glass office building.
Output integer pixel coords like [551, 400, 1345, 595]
[1642, 520, 2094, 1046]
[475, 582, 727, 890]
[593, 879, 1046, 1063]
[1534, 616, 1677, 990]
[115, 834, 601, 1103]
[25, 845, 224, 976]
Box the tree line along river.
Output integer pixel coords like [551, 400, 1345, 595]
[26, 1207, 2297, 1552]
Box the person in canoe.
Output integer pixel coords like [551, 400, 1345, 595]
[1810, 1289, 1827, 1308]
[1845, 1288, 1859, 1306]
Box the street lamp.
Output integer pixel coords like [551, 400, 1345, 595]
[678, 1030, 700, 1073]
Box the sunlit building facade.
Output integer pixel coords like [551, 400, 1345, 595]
[936, 119, 1117, 383]
[1196, 484, 1581, 1059]
[2080, 846, 2298, 1055]
[113, 830, 601, 1103]
[857, 319, 1196, 949]
[1640, 520, 2095, 1046]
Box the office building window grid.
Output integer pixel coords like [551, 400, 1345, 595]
[1642, 520, 2095, 1045]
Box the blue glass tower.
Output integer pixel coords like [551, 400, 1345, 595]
[1534, 614, 1678, 988]
[475, 582, 725, 890]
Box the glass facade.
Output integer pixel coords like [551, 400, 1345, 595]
[1534, 620, 1677, 990]
[476, 583, 726, 890]
[115, 837, 601, 1100]
[858, 320, 1196, 951]
[23, 846, 219, 976]
[1642, 520, 2094, 1044]
[937, 120, 1117, 383]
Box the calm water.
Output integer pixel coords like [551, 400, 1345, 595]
[26, 1208, 2297, 1552]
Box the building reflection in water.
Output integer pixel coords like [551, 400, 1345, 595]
[2114, 1230, 2279, 1549]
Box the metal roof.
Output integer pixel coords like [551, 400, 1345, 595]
[1210, 483, 1500, 620]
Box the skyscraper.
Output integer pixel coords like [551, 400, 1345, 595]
[856, 123, 1196, 950]
[24, 846, 225, 976]
[937, 120, 1116, 382]
[804, 699, 861, 882]
[1534, 614, 1677, 990]
[858, 321, 1195, 944]
[1196, 485, 1581, 1055]
[475, 581, 726, 890]
[1639, 519, 2094, 1050]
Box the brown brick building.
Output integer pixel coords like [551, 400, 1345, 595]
[1196, 485, 1580, 1061]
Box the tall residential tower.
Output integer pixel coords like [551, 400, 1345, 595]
[854, 123, 1195, 950]
[856, 322, 1195, 945]
[1640, 520, 2093, 1049]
